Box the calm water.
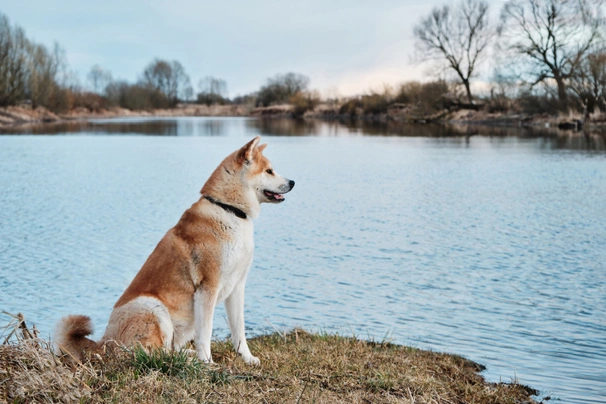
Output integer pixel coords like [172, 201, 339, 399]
[1, 118, 605, 403]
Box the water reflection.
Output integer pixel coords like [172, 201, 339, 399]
[0, 117, 232, 137]
[0, 119, 180, 136]
[2, 116, 605, 152]
[1, 120, 605, 403]
[247, 118, 606, 151]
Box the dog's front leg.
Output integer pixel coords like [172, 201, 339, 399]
[225, 282, 260, 365]
[194, 287, 218, 363]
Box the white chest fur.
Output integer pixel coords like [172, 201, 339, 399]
[216, 218, 254, 303]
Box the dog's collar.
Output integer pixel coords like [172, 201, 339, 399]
[203, 195, 247, 220]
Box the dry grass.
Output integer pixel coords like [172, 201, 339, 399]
[0, 314, 538, 403]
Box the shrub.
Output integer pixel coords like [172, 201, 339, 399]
[485, 94, 514, 113]
[338, 98, 363, 117]
[517, 90, 564, 115]
[196, 92, 228, 106]
[393, 81, 450, 115]
[361, 93, 390, 114]
[46, 86, 73, 113]
[290, 91, 320, 117]
[72, 91, 105, 111]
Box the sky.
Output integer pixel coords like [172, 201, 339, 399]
[1, 0, 493, 97]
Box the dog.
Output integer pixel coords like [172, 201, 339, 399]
[54, 136, 294, 365]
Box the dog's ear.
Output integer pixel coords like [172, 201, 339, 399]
[238, 136, 261, 163]
[257, 143, 268, 154]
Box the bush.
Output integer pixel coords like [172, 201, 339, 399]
[46, 86, 73, 113]
[393, 81, 450, 115]
[338, 98, 363, 116]
[196, 92, 228, 106]
[517, 90, 565, 115]
[72, 91, 105, 112]
[290, 91, 320, 117]
[361, 93, 390, 114]
[485, 94, 514, 113]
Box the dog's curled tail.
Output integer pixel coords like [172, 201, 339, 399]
[54, 315, 99, 361]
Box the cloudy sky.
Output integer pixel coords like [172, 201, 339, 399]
[1, 0, 477, 97]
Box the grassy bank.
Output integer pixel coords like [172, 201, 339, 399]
[0, 316, 537, 403]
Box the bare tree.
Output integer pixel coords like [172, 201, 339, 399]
[87, 64, 113, 94]
[498, 0, 604, 104]
[198, 76, 227, 97]
[197, 76, 228, 105]
[141, 59, 191, 106]
[26, 42, 64, 109]
[0, 13, 30, 106]
[569, 48, 606, 113]
[256, 72, 310, 106]
[413, 0, 492, 103]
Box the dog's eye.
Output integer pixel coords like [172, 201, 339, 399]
[266, 169, 274, 175]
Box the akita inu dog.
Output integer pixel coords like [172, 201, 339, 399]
[54, 136, 294, 365]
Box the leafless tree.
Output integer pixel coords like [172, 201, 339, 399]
[87, 64, 113, 94]
[0, 13, 30, 106]
[569, 48, 606, 114]
[413, 0, 492, 103]
[498, 0, 604, 105]
[256, 72, 310, 106]
[141, 59, 191, 106]
[197, 76, 228, 105]
[26, 42, 64, 109]
[198, 76, 227, 97]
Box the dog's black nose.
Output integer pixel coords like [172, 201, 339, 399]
[289, 180, 295, 189]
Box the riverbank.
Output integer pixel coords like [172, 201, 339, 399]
[0, 316, 537, 403]
[0, 104, 248, 129]
[2, 103, 605, 133]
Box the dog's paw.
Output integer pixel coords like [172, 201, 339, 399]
[182, 348, 197, 357]
[242, 354, 260, 366]
[196, 352, 214, 364]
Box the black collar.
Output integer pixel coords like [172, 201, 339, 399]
[203, 195, 247, 220]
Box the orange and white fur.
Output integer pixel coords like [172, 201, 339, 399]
[54, 136, 294, 365]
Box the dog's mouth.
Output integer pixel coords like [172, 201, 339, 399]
[263, 190, 285, 202]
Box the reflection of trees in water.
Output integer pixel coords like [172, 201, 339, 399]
[2, 117, 605, 151]
[246, 118, 606, 151]
[1, 120, 180, 136]
[195, 120, 225, 136]
[1, 118, 230, 137]
[246, 118, 331, 137]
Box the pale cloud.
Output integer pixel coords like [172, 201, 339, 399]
[320, 65, 425, 97]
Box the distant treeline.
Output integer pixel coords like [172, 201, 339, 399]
[1, 0, 605, 119]
[0, 10, 318, 114]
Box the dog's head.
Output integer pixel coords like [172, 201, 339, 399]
[202, 136, 295, 219]
[236, 136, 295, 205]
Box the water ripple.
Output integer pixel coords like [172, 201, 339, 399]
[0, 123, 605, 403]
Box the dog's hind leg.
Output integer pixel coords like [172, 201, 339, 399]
[225, 281, 260, 365]
[194, 287, 218, 363]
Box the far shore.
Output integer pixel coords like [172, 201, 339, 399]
[1, 103, 604, 133]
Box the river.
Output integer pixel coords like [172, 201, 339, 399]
[1, 117, 605, 403]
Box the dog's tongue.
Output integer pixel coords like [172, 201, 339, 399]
[274, 193, 284, 200]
